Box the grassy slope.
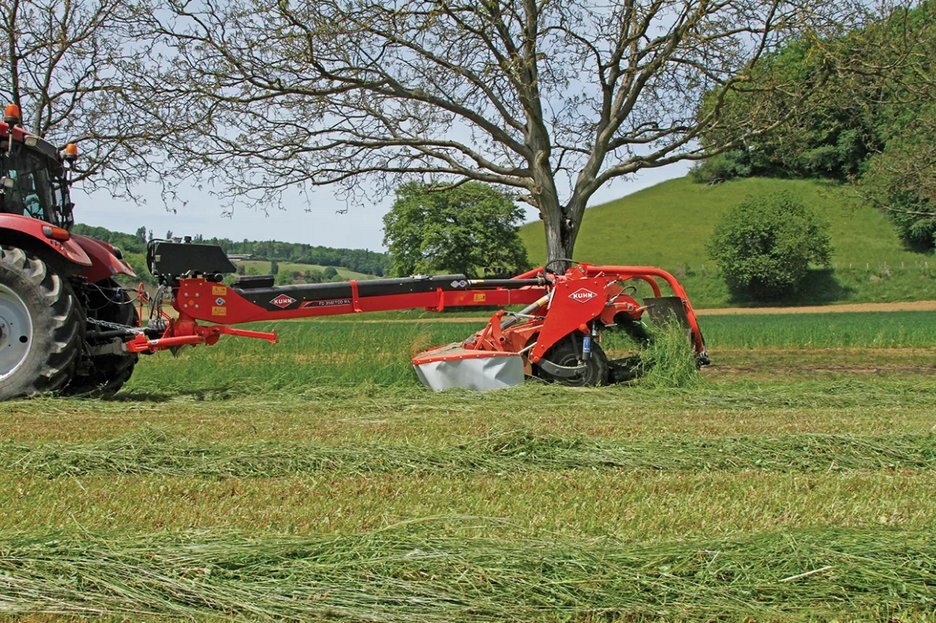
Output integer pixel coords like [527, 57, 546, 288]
[520, 177, 936, 308]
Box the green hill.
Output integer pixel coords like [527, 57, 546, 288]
[519, 177, 935, 308]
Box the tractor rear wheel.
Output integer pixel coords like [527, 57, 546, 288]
[0, 246, 83, 400]
[64, 279, 138, 398]
[534, 335, 609, 387]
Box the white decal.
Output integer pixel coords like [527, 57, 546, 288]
[270, 294, 297, 308]
[570, 288, 598, 304]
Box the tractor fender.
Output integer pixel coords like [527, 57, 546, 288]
[0, 214, 91, 268]
[72, 234, 136, 283]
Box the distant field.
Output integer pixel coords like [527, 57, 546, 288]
[0, 311, 933, 621]
[237, 259, 376, 280]
[520, 177, 936, 308]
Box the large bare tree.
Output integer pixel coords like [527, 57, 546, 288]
[144, 0, 871, 261]
[0, 0, 159, 194]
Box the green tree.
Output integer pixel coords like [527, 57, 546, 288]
[141, 0, 873, 264]
[861, 104, 936, 251]
[383, 183, 529, 277]
[693, 1, 934, 184]
[708, 194, 832, 300]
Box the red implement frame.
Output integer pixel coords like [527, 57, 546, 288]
[128, 262, 706, 368]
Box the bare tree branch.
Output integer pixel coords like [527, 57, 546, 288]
[138, 0, 878, 260]
[0, 0, 168, 197]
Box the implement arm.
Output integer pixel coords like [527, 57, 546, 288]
[128, 241, 707, 365]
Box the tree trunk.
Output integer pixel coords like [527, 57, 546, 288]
[541, 199, 578, 270]
[530, 152, 579, 268]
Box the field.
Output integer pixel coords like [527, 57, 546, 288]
[0, 311, 934, 621]
[520, 177, 936, 307]
[237, 260, 376, 281]
[115, 256, 378, 288]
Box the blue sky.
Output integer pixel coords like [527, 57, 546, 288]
[73, 161, 691, 251]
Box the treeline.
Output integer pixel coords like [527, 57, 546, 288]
[71, 225, 390, 276]
[200, 237, 389, 276]
[692, 1, 935, 250]
[72, 224, 149, 255]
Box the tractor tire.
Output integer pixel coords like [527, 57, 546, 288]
[64, 279, 138, 398]
[0, 246, 83, 400]
[534, 335, 609, 387]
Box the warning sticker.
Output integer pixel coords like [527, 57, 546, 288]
[211, 306, 227, 316]
[473, 293, 487, 302]
[212, 285, 228, 296]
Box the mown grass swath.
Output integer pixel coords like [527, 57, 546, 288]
[0, 525, 932, 621]
[3, 429, 933, 478]
[636, 320, 702, 388]
[0, 309, 932, 622]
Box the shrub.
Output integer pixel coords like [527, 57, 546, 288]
[860, 107, 936, 251]
[689, 150, 753, 184]
[707, 193, 832, 300]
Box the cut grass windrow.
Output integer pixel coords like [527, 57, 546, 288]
[0, 525, 932, 622]
[3, 429, 933, 478]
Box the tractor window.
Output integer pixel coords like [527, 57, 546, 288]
[1, 149, 59, 223]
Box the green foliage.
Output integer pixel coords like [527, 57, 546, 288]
[71, 224, 149, 254]
[383, 182, 530, 277]
[689, 152, 752, 184]
[707, 193, 832, 300]
[692, 2, 935, 250]
[861, 106, 936, 250]
[694, 36, 873, 181]
[199, 237, 390, 276]
[696, 4, 933, 183]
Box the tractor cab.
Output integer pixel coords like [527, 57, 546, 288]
[0, 104, 74, 229]
[0, 103, 140, 401]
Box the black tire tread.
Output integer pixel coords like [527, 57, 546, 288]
[0, 246, 82, 399]
[63, 279, 138, 398]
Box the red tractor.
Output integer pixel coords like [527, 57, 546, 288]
[0, 104, 141, 400]
[0, 102, 708, 399]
